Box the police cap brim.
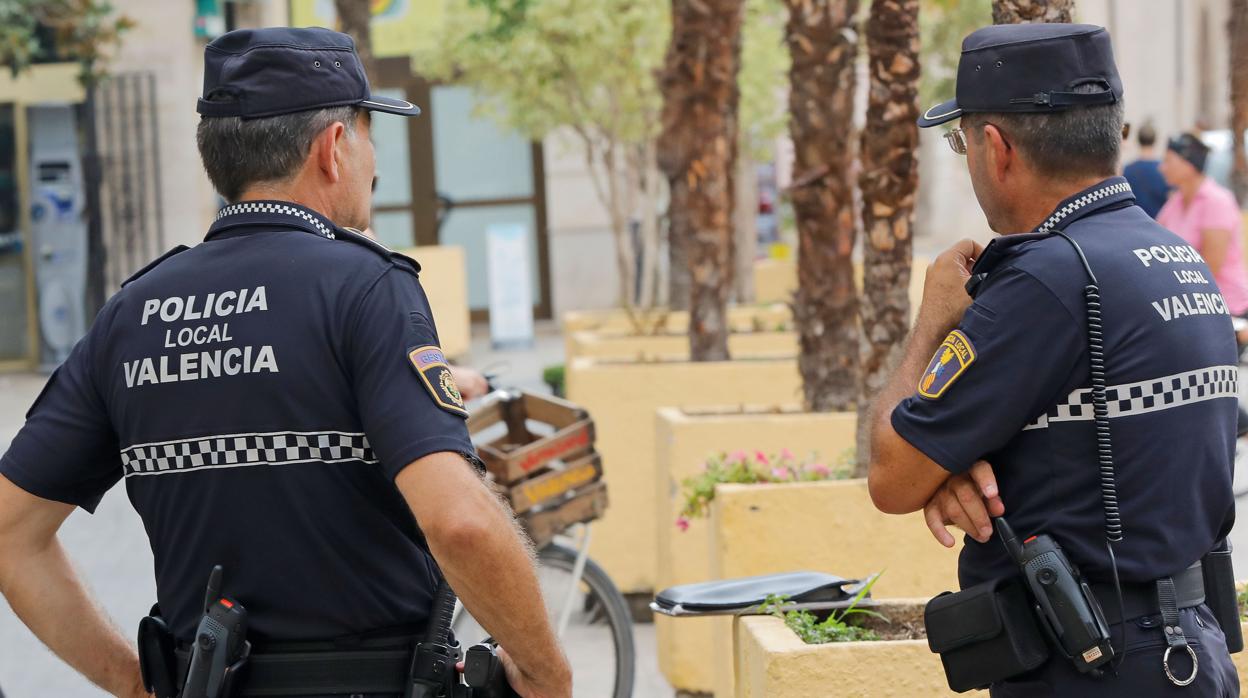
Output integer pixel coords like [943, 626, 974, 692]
[917, 98, 963, 128]
[359, 94, 422, 118]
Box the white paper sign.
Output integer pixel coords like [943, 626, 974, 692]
[486, 222, 535, 347]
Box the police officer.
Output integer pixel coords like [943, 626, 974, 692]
[0, 27, 571, 698]
[868, 23, 1238, 696]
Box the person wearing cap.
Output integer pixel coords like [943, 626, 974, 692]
[0, 27, 570, 698]
[868, 23, 1238, 695]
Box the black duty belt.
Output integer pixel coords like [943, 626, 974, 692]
[1090, 562, 1205, 627]
[175, 641, 414, 696]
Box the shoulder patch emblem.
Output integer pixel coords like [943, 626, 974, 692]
[918, 330, 976, 399]
[407, 345, 468, 417]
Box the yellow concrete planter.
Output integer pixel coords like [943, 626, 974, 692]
[567, 329, 797, 362]
[741, 617, 1248, 697]
[401, 245, 470, 359]
[564, 357, 801, 596]
[561, 304, 791, 335]
[750, 257, 931, 317]
[654, 407, 857, 694]
[734, 612, 972, 698]
[709, 481, 962, 697]
[752, 259, 796, 304]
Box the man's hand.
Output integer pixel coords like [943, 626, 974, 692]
[449, 365, 490, 401]
[396, 453, 570, 698]
[923, 461, 1004, 547]
[917, 238, 985, 333]
[496, 645, 572, 698]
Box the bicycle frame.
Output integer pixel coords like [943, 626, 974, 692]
[451, 523, 595, 641]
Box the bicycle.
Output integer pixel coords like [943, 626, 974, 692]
[456, 388, 636, 698]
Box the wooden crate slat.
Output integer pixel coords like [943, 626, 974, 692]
[493, 419, 595, 483]
[520, 392, 588, 429]
[509, 453, 603, 514]
[523, 482, 609, 550]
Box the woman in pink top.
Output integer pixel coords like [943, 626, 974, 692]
[1157, 133, 1248, 318]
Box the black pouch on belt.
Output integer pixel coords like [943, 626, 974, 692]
[1202, 539, 1243, 653]
[138, 604, 178, 698]
[925, 576, 1050, 693]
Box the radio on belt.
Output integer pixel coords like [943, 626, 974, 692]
[182, 565, 251, 698]
[995, 517, 1115, 673]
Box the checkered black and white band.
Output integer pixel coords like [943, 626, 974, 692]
[1024, 365, 1239, 431]
[216, 202, 336, 239]
[121, 430, 376, 477]
[1034, 182, 1133, 234]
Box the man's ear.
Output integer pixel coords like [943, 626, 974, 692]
[313, 121, 346, 184]
[981, 123, 1013, 183]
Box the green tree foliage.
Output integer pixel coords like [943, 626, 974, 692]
[0, 0, 132, 86]
[919, 0, 990, 108]
[425, 0, 787, 315]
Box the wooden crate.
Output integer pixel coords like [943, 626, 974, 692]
[467, 391, 607, 548]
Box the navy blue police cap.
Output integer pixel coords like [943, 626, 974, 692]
[918, 23, 1122, 128]
[197, 26, 420, 120]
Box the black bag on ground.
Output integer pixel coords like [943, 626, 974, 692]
[925, 576, 1050, 693]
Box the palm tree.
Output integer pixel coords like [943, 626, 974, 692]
[991, 0, 1073, 24]
[856, 0, 920, 473]
[785, 0, 861, 411]
[1231, 0, 1248, 205]
[333, 0, 375, 78]
[657, 0, 747, 361]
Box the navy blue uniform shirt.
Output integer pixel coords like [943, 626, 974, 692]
[0, 201, 476, 642]
[892, 178, 1237, 589]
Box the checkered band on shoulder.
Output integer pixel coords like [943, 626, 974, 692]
[1034, 182, 1133, 235]
[121, 430, 376, 477]
[216, 202, 336, 239]
[1024, 366, 1239, 430]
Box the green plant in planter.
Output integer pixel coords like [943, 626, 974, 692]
[542, 363, 565, 397]
[1238, 585, 1248, 620]
[675, 448, 853, 530]
[760, 574, 884, 644]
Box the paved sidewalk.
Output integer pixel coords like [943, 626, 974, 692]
[0, 324, 674, 697]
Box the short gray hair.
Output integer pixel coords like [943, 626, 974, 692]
[966, 84, 1124, 181]
[196, 106, 360, 202]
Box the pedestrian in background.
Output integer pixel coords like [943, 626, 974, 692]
[1123, 121, 1170, 218]
[1158, 133, 1248, 328]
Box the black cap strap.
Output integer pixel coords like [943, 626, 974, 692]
[1009, 89, 1117, 108]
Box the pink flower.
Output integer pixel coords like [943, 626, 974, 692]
[809, 463, 831, 478]
[729, 450, 748, 464]
[770, 467, 790, 481]
[780, 447, 796, 461]
[754, 450, 770, 466]
[676, 516, 690, 532]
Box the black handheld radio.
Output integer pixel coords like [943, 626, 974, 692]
[407, 578, 520, 698]
[182, 566, 251, 698]
[995, 517, 1114, 673]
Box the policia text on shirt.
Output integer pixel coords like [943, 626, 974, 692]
[868, 23, 1240, 697]
[0, 27, 571, 698]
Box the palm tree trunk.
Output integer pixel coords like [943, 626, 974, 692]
[991, 0, 1074, 24]
[786, 0, 861, 411]
[334, 0, 375, 79]
[855, 0, 920, 474]
[1231, 0, 1248, 206]
[658, 0, 747, 361]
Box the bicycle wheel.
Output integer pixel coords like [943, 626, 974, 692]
[451, 541, 636, 698]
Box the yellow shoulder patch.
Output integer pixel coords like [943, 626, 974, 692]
[918, 330, 976, 399]
[408, 345, 468, 417]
